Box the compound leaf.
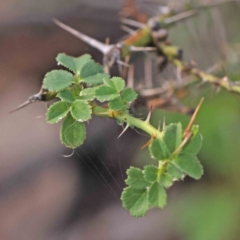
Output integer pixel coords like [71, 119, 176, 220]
[47, 101, 70, 124]
[56, 53, 91, 74]
[121, 88, 138, 102]
[148, 181, 167, 208]
[125, 167, 150, 190]
[143, 165, 158, 182]
[70, 100, 92, 122]
[95, 86, 119, 102]
[43, 70, 74, 91]
[149, 138, 170, 161]
[174, 153, 203, 180]
[60, 114, 86, 148]
[121, 187, 149, 217]
[163, 123, 182, 154]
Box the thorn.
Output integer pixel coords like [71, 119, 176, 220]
[145, 106, 153, 123]
[117, 124, 130, 138]
[9, 100, 32, 113]
[162, 117, 166, 130]
[164, 10, 197, 25]
[53, 19, 112, 54]
[63, 149, 75, 158]
[120, 18, 146, 28]
[171, 131, 192, 157]
[129, 46, 157, 52]
[120, 25, 136, 35]
[141, 138, 153, 150]
[9, 89, 44, 114]
[184, 98, 204, 136]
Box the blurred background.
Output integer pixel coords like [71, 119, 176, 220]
[1, 0, 240, 239]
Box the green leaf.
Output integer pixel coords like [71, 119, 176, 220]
[95, 86, 119, 102]
[82, 73, 109, 85]
[121, 187, 149, 217]
[57, 89, 76, 103]
[149, 138, 170, 160]
[70, 100, 92, 122]
[46, 101, 70, 124]
[148, 182, 167, 208]
[174, 153, 203, 180]
[160, 173, 173, 188]
[60, 114, 86, 148]
[56, 53, 91, 74]
[79, 60, 104, 79]
[121, 88, 138, 102]
[109, 97, 124, 111]
[167, 162, 183, 180]
[79, 87, 96, 101]
[163, 123, 182, 154]
[182, 133, 202, 155]
[143, 165, 158, 182]
[43, 70, 74, 91]
[125, 167, 150, 190]
[80, 88, 95, 96]
[104, 77, 125, 93]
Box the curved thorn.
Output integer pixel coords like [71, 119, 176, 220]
[63, 149, 75, 158]
[53, 19, 112, 54]
[141, 138, 153, 149]
[118, 124, 130, 138]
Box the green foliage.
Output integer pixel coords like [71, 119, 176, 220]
[60, 114, 86, 148]
[47, 101, 70, 124]
[70, 100, 92, 122]
[43, 70, 75, 91]
[121, 122, 203, 217]
[43, 54, 138, 150]
[56, 53, 91, 74]
[57, 89, 76, 103]
[39, 53, 203, 217]
[121, 88, 138, 102]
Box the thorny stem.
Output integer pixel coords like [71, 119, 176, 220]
[93, 105, 163, 138]
[159, 43, 240, 94]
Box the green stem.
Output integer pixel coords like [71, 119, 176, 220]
[93, 105, 163, 138]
